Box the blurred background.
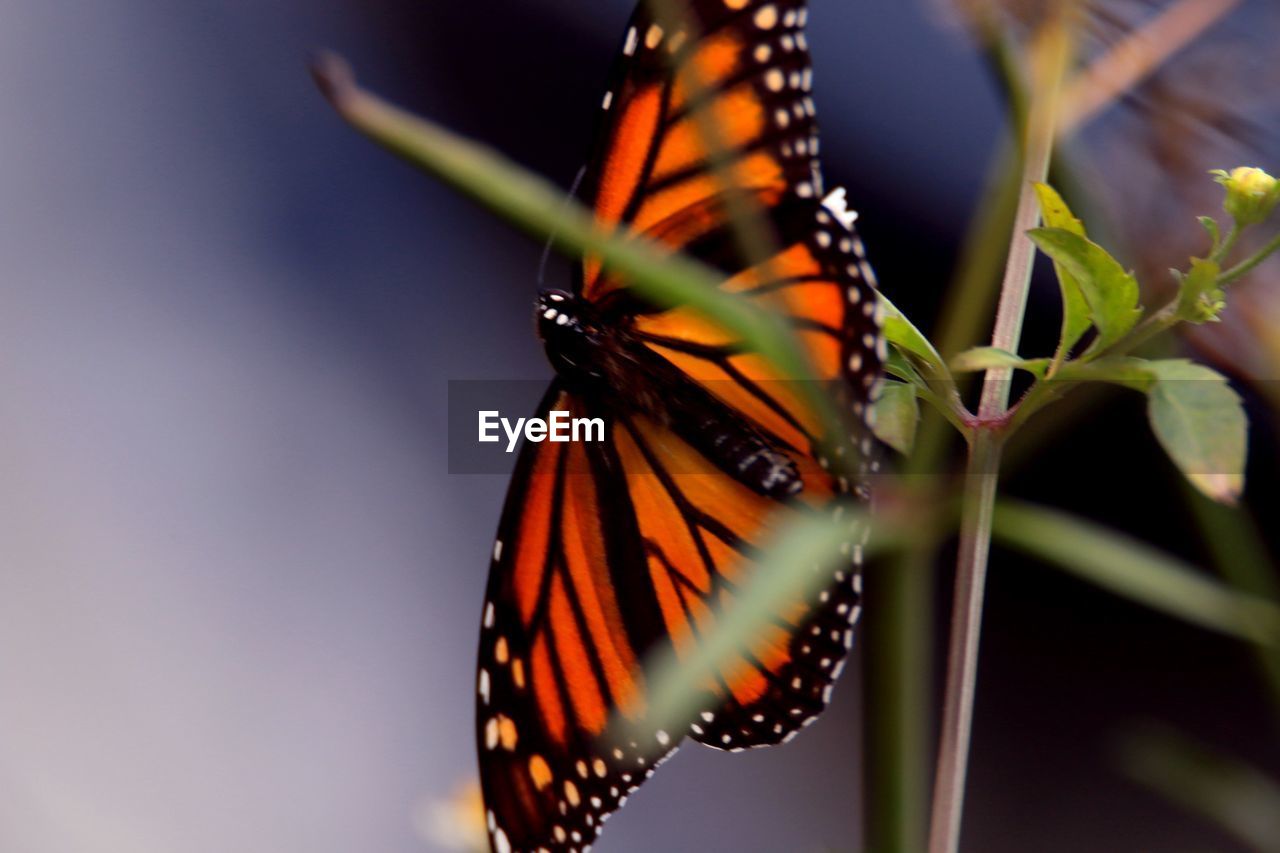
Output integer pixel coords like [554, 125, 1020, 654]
[2, 0, 1278, 851]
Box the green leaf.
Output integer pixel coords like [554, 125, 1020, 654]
[1175, 257, 1225, 323]
[1028, 227, 1143, 352]
[1057, 358, 1247, 503]
[879, 293, 949, 379]
[884, 348, 924, 386]
[1034, 184, 1092, 358]
[950, 346, 1049, 378]
[1144, 360, 1247, 504]
[1054, 356, 1158, 391]
[992, 500, 1280, 646]
[871, 381, 919, 455]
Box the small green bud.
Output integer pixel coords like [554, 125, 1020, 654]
[1212, 166, 1280, 226]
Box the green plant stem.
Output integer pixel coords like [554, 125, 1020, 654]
[927, 15, 1072, 853]
[1113, 226, 1277, 347]
[928, 434, 1001, 853]
[862, 30, 1033, 847]
[864, 540, 936, 853]
[935, 137, 1025, 362]
[1221, 228, 1280, 284]
[864, 415, 955, 853]
[1212, 223, 1241, 264]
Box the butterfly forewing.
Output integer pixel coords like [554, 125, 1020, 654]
[579, 0, 821, 300]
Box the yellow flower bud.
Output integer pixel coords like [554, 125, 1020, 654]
[1213, 166, 1280, 226]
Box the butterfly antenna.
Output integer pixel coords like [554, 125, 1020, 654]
[538, 165, 589, 286]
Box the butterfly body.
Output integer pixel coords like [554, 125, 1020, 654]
[537, 288, 803, 498]
[477, 2, 885, 850]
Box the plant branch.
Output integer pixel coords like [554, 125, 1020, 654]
[1002, 222, 1280, 434]
[928, 14, 1072, 853]
[1221, 228, 1280, 285]
[1211, 222, 1241, 264]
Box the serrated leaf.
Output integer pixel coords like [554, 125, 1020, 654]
[1028, 227, 1143, 352]
[950, 346, 1049, 378]
[1034, 183, 1086, 236]
[1034, 184, 1092, 359]
[1144, 360, 1246, 504]
[879, 293, 948, 378]
[871, 381, 919, 455]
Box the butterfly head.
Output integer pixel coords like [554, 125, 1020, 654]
[536, 289, 581, 331]
[536, 289, 609, 383]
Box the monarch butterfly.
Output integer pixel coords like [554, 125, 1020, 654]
[475, 1, 884, 850]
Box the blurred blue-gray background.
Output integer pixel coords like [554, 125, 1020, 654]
[2, 1, 1277, 851]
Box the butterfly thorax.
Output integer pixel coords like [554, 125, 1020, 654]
[536, 288, 802, 498]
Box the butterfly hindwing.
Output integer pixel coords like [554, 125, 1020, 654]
[478, 383, 869, 851]
[478, 386, 681, 852]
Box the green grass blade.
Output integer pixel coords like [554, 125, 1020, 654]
[311, 53, 816, 389]
[992, 500, 1280, 646]
[641, 505, 905, 737]
[1118, 725, 1280, 853]
[310, 53, 862, 476]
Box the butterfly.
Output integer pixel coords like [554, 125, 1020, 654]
[474, 1, 884, 850]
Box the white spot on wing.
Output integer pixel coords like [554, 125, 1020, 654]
[821, 187, 860, 230]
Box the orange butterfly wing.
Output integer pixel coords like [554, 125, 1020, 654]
[477, 1, 884, 850]
[478, 387, 665, 852]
